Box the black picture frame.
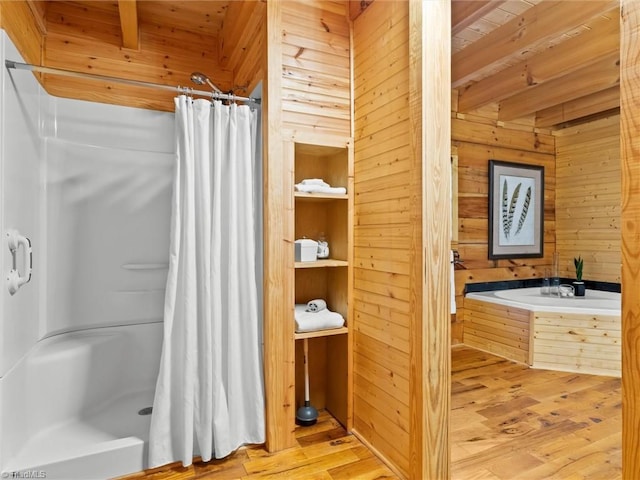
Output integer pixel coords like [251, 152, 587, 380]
[488, 160, 544, 260]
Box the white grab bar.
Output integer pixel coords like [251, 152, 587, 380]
[6, 229, 32, 295]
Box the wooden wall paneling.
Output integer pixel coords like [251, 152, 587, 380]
[352, 1, 412, 476]
[353, 377, 410, 472]
[452, 135, 556, 276]
[280, 1, 351, 137]
[620, 2, 640, 476]
[555, 115, 621, 282]
[263, 0, 296, 452]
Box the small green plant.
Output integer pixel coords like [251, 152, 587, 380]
[574, 256, 584, 281]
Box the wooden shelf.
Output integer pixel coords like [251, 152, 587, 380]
[294, 327, 348, 340]
[291, 137, 352, 433]
[294, 192, 348, 201]
[295, 259, 348, 269]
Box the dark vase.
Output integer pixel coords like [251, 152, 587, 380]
[573, 281, 586, 297]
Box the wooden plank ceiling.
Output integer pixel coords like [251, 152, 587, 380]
[452, 0, 620, 129]
[20, 0, 266, 111]
[22, 0, 620, 126]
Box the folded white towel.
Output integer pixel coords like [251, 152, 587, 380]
[306, 299, 327, 312]
[295, 184, 347, 195]
[295, 304, 345, 332]
[301, 178, 330, 187]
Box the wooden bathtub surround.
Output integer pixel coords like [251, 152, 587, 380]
[463, 298, 533, 365]
[465, 294, 621, 377]
[533, 311, 621, 377]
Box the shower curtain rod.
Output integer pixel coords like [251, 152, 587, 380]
[5, 60, 261, 105]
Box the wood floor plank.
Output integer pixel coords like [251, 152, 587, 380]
[300, 434, 362, 460]
[120, 346, 620, 480]
[242, 447, 308, 474]
[326, 454, 398, 480]
[485, 451, 545, 478]
[451, 346, 621, 480]
[242, 449, 360, 479]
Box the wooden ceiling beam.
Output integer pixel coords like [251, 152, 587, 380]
[451, 1, 505, 36]
[498, 52, 619, 121]
[117, 0, 138, 50]
[535, 86, 619, 128]
[458, 8, 619, 113]
[452, 0, 617, 88]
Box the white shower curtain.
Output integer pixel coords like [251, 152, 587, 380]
[149, 96, 265, 468]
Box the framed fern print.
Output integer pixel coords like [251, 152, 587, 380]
[488, 160, 544, 260]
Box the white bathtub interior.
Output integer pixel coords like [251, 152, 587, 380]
[468, 286, 621, 315]
[1, 30, 174, 479]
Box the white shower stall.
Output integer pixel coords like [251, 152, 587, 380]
[0, 31, 174, 479]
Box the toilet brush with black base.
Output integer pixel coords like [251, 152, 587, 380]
[295, 338, 318, 426]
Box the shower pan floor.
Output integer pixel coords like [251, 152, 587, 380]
[4, 388, 155, 480]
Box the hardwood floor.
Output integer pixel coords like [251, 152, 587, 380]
[120, 346, 621, 479]
[451, 346, 622, 479]
[118, 411, 399, 480]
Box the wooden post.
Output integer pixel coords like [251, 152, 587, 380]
[410, 0, 451, 478]
[263, 0, 297, 452]
[621, 1, 640, 477]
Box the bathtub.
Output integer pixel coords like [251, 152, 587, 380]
[464, 287, 621, 376]
[467, 287, 621, 315]
[0, 322, 163, 479]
